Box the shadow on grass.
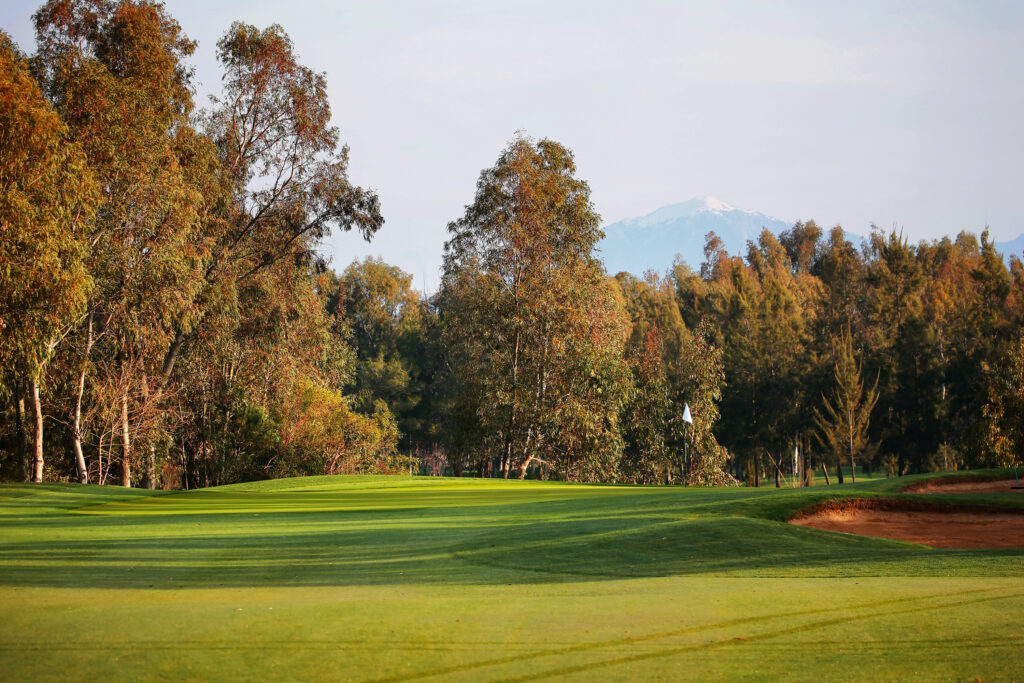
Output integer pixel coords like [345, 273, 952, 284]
[2, 478, 1022, 589]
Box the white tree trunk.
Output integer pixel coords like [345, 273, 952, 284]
[31, 379, 43, 483]
[121, 391, 131, 487]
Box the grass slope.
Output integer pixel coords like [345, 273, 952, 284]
[1, 471, 1022, 681]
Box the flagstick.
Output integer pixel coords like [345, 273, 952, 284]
[682, 402, 693, 484]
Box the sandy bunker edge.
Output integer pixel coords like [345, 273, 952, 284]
[788, 496, 1024, 549]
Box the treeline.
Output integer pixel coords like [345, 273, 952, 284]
[1, 2, 395, 487]
[3, 2, 1023, 489]
[677, 222, 1024, 482]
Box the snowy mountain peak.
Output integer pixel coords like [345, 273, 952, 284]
[600, 196, 791, 276]
[619, 196, 767, 230]
[600, 197, 1024, 276]
[699, 196, 734, 213]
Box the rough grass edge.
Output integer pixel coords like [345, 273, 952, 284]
[898, 472, 1020, 493]
[787, 496, 1024, 522]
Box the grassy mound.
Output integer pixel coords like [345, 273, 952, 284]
[1, 471, 1022, 680]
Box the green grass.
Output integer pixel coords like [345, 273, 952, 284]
[1, 470, 1023, 681]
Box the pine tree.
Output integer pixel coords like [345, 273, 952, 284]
[813, 328, 879, 482]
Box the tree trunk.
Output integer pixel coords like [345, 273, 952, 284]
[802, 435, 812, 487]
[14, 389, 29, 482]
[766, 451, 783, 488]
[517, 455, 533, 480]
[849, 421, 857, 483]
[98, 429, 105, 485]
[30, 379, 44, 483]
[72, 312, 94, 485]
[72, 406, 88, 484]
[503, 325, 521, 480]
[836, 456, 844, 484]
[121, 391, 131, 487]
[72, 367, 89, 484]
[141, 373, 154, 489]
[161, 331, 185, 379]
[145, 444, 155, 490]
[821, 461, 831, 485]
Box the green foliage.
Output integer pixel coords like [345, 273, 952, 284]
[616, 272, 734, 485]
[440, 135, 631, 481]
[975, 331, 1024, 466]
[334, 258, 434, 451]
[620, 325, 671, 483]
[0, 30, 98, 380]
[0, 5, 390, 488]
[270, 377, 399, 477]
[812, 328, 880, 480]
[674, 220, 1024, 484]
[2, 0, 1022, 490]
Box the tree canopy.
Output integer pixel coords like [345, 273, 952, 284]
[1, 1, 1021, 489]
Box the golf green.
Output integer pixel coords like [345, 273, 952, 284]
[1, 473, 1022, 681]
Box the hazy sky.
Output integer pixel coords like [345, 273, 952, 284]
[4, 0, 1023, 289]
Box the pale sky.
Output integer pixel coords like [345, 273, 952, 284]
[4, 0, 1023, 290]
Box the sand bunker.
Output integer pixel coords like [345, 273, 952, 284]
[900, 477, 1024, 494]
[790, 499, 1024, 548]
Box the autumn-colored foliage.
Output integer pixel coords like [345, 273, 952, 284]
[1, 2, 1021, 488]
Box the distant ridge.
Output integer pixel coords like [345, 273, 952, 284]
[598, 196, 790, 276]
[599, 197, 1024, 275]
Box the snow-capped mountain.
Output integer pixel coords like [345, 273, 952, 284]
[598, 196, 1024, 276]
[598, 196, 790, 276]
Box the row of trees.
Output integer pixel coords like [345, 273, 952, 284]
[674, 221, 1024, 483]
[3, 1, 1022, 488]
[436, 138, 732, 484]
[326, 139, 734, 484]
[1, 1, 397, 487]
[266, 137, 1024, 486]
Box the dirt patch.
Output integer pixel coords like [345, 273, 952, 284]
[900, 477, 1023, 494]
[790, 498, 1024, 548]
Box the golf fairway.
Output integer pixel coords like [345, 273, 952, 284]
[1, 474, 1022, 681]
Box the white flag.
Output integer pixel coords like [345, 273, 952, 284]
[682, 403, 693, 424]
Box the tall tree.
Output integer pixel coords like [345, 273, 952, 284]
[334, 258, 433, 449]
[161, 21, 384, 381]
[813, 328, 879, 482]
[441, 135, 630, 481]
[976, 330, 1024, 467]
[617, 272, 734, 485]
[864, 229, 935, 473]
[0, 31, 99, 482]
[33, 0, 220, 485]
[620, 324, 670, 484]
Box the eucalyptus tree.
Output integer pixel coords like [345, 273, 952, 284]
[440, 135, 630, 481]
[0, 31, 98, 481]
[18, 3, 384, 487]
[864, 230, 935, 472]
[32, 0, 221, 486]
[162, 21, 385, 380]
[616, 272, 733, 485]
[334, 258, 435, 450]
